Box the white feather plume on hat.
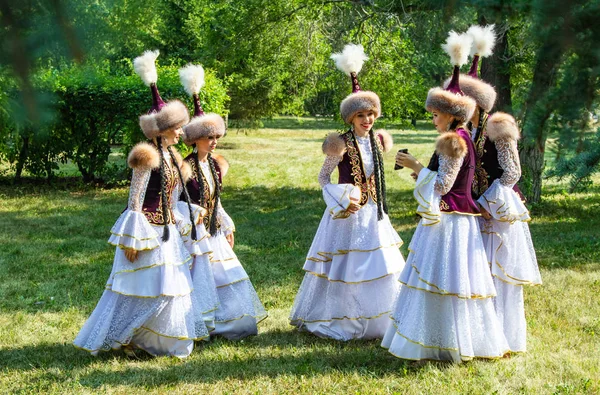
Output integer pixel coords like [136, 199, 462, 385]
[442, 31, 473, 67]
[133, 50, 159, 87]
[467, 24, 496, 57]
[330, 44, 369, 76]
[179, 64, 205, 97]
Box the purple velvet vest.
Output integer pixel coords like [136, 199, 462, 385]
[182, 153, 223, 231]
[431, 129, 480, 215]
[472, 119, 525, 201]
[141, 165, 178, 225]
[337, 130, 383, 206]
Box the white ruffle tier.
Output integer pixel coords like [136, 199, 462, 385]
[478, 179, 530, 223]
[108, 210, 160, 251]
[210, 232, 267, 339]
[290, 198, 405, 340]
[74, 224, 208, 358]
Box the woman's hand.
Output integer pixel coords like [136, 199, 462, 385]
[226, 232, 235, 249]
[124, 248, 138, 262]
[396, 152, 424, 174]
[479, 204, 492, 220]
[410, 172, 418, 181]
[347, 202, 360, 214]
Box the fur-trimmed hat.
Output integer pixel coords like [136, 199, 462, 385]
[178, 64, 227, 144]
[134, 50, 190, 139]
[331, 44, 381, 124]
[442, 25, 497, 112]
[426, 32, 476, 122]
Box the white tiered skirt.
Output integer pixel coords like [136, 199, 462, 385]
[74, 223, 208, 358]
[289, 198, 405, 341]
[381, 214, 510, 362]
[478, 180, 542, 353]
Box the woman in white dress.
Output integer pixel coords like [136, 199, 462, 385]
[457, 25, 542, 353]
[289, 44, 406, 341]
[73, 50, 209, 358]
[382, 32, 509, 362]
[178, 64, 267, 340]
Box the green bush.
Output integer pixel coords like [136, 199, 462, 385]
[0, 63, 229, 183]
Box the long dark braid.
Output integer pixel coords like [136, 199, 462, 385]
[368, 129, 388, 221]
[167, 145, 197, 241]
[155, 137, 170, 242]
[207, 153, 221, 236]
[192, 144, 206, 207]
[478, 108, 487, 137]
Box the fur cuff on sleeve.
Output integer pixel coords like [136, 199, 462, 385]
[212, 154, 229, 177]
[375, 129, 393, 153]
[127, 142, 160, 170]
[487, 112, 521, 142]
[322, 133, 346, 157]
[435, 132, 468, 159]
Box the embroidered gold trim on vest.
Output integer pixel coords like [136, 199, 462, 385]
[190, 157, 222, 233]
[343, 132, 378, 206]
[472, 114, 489, 197]
[143, 163, 178, 226]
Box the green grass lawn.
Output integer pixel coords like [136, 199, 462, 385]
[1, 118, 599, 394]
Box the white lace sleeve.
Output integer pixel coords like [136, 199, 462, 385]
[128, 168, 151, 212]
[319, 155, 342, 188]
[434, 154, 464, 196]
[496, 138, 521, 187]
[217, 200, 235, 235]
[109, 167, 159, 250]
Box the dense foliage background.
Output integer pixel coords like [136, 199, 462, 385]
[0, 0, 599, 201]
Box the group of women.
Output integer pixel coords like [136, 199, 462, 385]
[74, 25, 541, 363]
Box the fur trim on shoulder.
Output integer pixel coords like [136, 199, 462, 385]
[375, 129, 393, 153]
[212, 154, 229, 178]
[487, 112, 520, 142]
[322, 133, 347, 157]
[127, 142, 160, 170]
[435, 132, 468, 159]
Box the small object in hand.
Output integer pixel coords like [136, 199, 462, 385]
[394, 149, 409, 170]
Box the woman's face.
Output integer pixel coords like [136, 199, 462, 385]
[161, 127, 183, 146]
[352, 110, 376, 134]
[195, 135, 220, 155]
[431, 111, 454, 133]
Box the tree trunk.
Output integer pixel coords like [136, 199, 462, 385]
[478, 15, 512, 113]
[15, 134, 29, 182]
[520, 38, 565, 203]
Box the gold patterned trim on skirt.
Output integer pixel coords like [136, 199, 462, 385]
[110, 231, 159, 241]
[110, 255, 192, 278]
[215, 277, 250, 289]
[385, 321, 511, 361]
[306, 241, 404, 263]
[290, 310, 390, 324]
[398, 280, 496, 300]
[303, 270, 400, 284]
[216, 312, 268, 324]
[103, 287, 193, 299]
